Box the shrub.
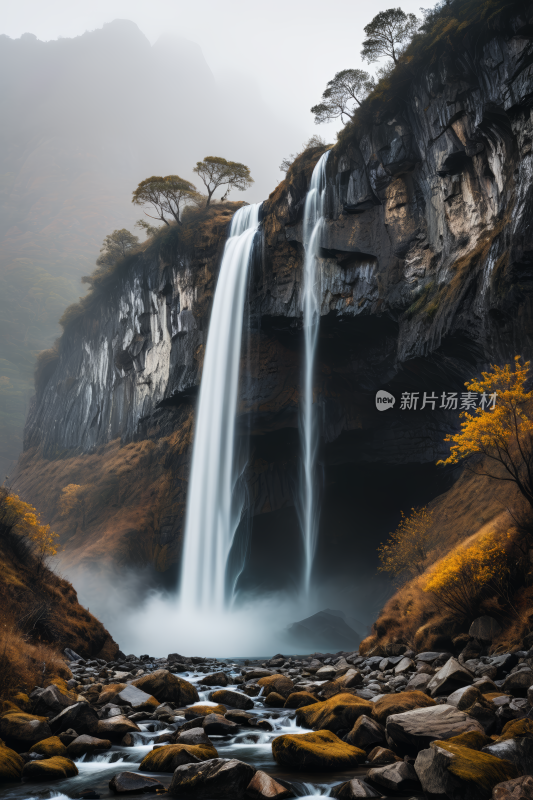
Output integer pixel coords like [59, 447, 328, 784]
[378, 506, 435, 583]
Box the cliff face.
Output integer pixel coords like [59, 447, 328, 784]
[14, 10, 533, 607]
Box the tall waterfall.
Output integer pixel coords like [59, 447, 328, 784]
[179, 203, 261, 611]
[300, 151, 329, 596]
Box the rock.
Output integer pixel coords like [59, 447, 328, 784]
[97, 716, 141, 742]
[225, 710, 255, 725]
[466, 703, 498, 735]
[139, 742, 218, 771]
[344, 715, 386, 751]
[316, 666, 337, 680]
[0, 744, 24, 781]
[372, 690, 436, 724]
[257, 675, 294, 699]
[446, 730, 493, 750]
[49, 702, 99, 736]
[405, 673, 432, 693]
[30, 735, 67, 758]
[22, 755, 78, 780]
[245, 770, 292, 799]
[133, 669, 199, 705]
[210, 690, 254, 710]
[168, 757, 255, 799]
[202, 672, 229, 687]
[337, 670, 363, 689]
[498, 719, 533, 742]
[331, 778, 381, 798]
[470, 617, 503, 642]
[203, 714, 239, 736]
[109, 771, 164, 794]
[115, 685, 159, 711]
[284, 692, 317, 709]
[395, 657, 415, 675]
[272, 730, 365, 771]
[254, 720, 274, 732]
[415, 744, 462, 798]
[31, 684, 76, 717]
[490, 655, 519, 680]
[97, 683, 128, 706]
[367, 760, 421, 793]
[448, 685, 475, 707]
[317, 681, 344, 700]
[264, 692, 286, 707]
[367, 746, 401, 764]
[0, 712, 52, 749]
[503, 671, 533, 697]
[416, 652, 444, 663]
[66, 734, 112, 758]
[427, 657, 474, 697]
[64, 648, 83, 661]
[295, 693, 372, 734]
[483, 738, 533, 775]
[174, 728, 214, 747]
[244, 669, 273, 680]
[386, 704, 484, 756]
[493, 775, 533, 800]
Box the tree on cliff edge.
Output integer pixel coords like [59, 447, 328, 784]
[361, 8, 419, 66]
[95, 229, 139, 268]
[132, 175, 201, 225]
[311, 69, 374, 125]
[193, 157, 254, 206]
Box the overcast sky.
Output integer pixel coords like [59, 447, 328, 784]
[3, 0, 431, 188]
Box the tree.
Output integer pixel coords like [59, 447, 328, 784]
[132, 175, 200, 225]
[361, 8, 419, 66]
[193, 157, 254, 207]
[280, 135, 328, 174]
[437, 357, 533, 509]
[95, 229, 139, 268]
[311, 69, 375, 126]
[378, 506, 435, 583]
[135, 219, 161, 239]
[0, 489, 59, 563]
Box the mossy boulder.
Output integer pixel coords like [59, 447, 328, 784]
[210, 690, 253, 710]
[0, 744, 24, 781]
[265, 692, 286, 707]
[133, 669, 198, 705]
[139, 742, 218, 772]
[372, 691, 436, 725]
[295, 694, 372, 734]
[97, 715, 141, 741]
[257, 675, 294, 699]
[12, 693, 31, 713]
[432, 740, 518, 796]
[496, 719, 533, 743]
[444, 730, 492, 750]
[272, 729, 365, 771]
[22, 755, 78, 780]
[96, 682, 127, 705]
[0, 712, 52, 750]
[30, 736, 67, 757]
[185, 704, 227, 718]
[284, 692, 317, 710]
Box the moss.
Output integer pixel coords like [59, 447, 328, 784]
[139, 743, 218, 772]
[295, 694, 373, 733]
[272, 729, 365, 771]
[444, 730, 492, 750]
[186, 704, 227, 717]
[372, 691, 436, 725]
[22, 755, 78, 780]
[497, 718, 533, 742]
[432, 740, 518, 792]
[31, 736, 68, 758]
[0, 744, 24, 781]
[284, 692, 318, 709]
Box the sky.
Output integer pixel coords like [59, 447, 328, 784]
[3, 0, 431, 197]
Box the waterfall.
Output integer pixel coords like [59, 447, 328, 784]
[179, 203, 261, 611]
[300, 151, 329, 596]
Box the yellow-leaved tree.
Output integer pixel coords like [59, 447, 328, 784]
[0, 489, 59, 565]
[437, 356, 533, 508]
[378, 506, 435, 584]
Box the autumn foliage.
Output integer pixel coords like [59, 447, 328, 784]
[1, 488, 59, 561]
[378, 506, 434, 583]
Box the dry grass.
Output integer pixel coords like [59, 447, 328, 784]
[0, 624, 70, 699]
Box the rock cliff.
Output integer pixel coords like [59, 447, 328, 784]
[13, 4, 533, 612]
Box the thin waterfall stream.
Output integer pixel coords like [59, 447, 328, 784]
[179, 203, 261, 611]
[300, 150, 329, 596]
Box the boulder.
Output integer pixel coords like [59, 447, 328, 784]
[367, 746, 401, 765]
[445, 731, 493, 750]
[469, 617, 503, 642]
[257, 675, 294, 699]
[367, 760, 421, 793]
[185, 704, 227, 719]
[503, 671, 533, 698]
[0, 744, 24, 781]
[344, 716, 386, 751]
[284, 692, 317, 709]
[405, 673, 432, 693]
[174, 728, 214, 747]
[168, 757, 255, 799]
[30, 736, 67, 757]
[97, 683, 128, 706]
[49, 702, 99, 736]
[263, 692, 285, 707]
[0, 712, 52, 749]
[139, 742, 218, 771]
[395, 657, 415, 675]
[244, 669, 273, 680]
[498, 719, 533, 742]
[493, 776, 533, 800]
[97, 716, 141, 742]
[115, 685, 159, 711]
[295, 694, 372, 734]
[22, 755, 78, 780]
[31, 684, 76, 717]
[427, 657, 474, 697]
[331, 778, 381, 798]
[210, 690, 254, 710]
[483, 739, 533, 775]
[245, 770, 292, 799]
[225, 710, 255, 725]
[202, 672, 229, 687]
[386, 704, 484, 756]
[67, 734, 112, 758]
[337, 670, 363, 689]
[272, 730, 365, 771]
[316, 666, 337, 680]
[202, 714, 238, 736]
[317, 681, 343, 700]
[372, 690, 436, 724]
[109, 771, 164, 794]
[133, 669, 199, 705]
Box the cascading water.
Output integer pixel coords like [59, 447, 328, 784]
[179, 203, 261, 611]
[300, 150, 329, 596]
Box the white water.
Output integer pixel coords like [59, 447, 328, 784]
[300, 151, 329, 596]
[179, 203, 261, 611]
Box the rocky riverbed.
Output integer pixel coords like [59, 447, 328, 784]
[1, 641, 533, 799]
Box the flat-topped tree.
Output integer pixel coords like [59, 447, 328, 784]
[193, 157, 254, 207]
[132, 175, 200, 225]
[311, 69, 375, 125]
